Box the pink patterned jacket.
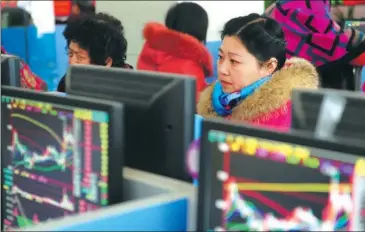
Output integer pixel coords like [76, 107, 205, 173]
[197, 57, 319, 132]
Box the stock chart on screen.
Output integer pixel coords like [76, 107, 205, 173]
[1, 95, 110, 230]
[205, 130, 365, 231]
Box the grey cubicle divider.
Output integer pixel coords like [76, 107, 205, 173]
[20, 168, 197, 231]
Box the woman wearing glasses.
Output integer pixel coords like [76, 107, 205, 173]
[57, 12, 133, 92]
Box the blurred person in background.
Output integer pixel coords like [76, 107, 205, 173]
[137, 2, 213, 100]
[57, 12, 132, 92]
[197, 14, 319, 131]
[71, 0, 95, 17]
[1, 46, 48, 91]
[56, 0, 95, 24]
[266, 0, 365, 90]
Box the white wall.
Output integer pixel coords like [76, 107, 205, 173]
[96, 1, 176, 67]
[18, 1, 56, 37]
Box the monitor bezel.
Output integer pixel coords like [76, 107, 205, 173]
[66, 64, 195, 106]
[197, 118, 365, 231]
[293, 86, 365, 98]
[1, 86, 124, 229]
[1, 54, 21, 87]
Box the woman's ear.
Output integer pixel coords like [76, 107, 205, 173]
[105, 57, 113, 67]
[263, 58, 278, 76]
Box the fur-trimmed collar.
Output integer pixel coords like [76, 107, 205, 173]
[142, 22, 213, 76]
[197, 57, 319, 121]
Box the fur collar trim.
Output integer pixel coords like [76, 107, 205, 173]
[197, 57, 319, 120]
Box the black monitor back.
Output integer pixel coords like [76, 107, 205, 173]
[66, 65, 195, 181]
[1, 54, 21, 87]
[291, 88, 365, 140]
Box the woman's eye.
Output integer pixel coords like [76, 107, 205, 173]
[230, 59, 238, 64]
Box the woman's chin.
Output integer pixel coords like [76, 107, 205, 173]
[221, 86, 235, 94]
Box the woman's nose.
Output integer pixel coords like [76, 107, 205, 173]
[69, 56, 78, 65]
[218, 60, 229, 76]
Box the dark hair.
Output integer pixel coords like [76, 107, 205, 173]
[221, 13, 286, 70]
[63, 12, 127, 67]
[72, 0, 95, 15]
[165, 2, 208, 43]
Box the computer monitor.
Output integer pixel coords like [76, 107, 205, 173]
[291, 88, 365, 140]
[344, 20, 365, 91]
[1, 86, 124, 230]
[1, 54, 21, 87]
[353, 65, 365, 92]
[344, 20, 365, 33]
[66, 65, 195, 181]
[197, 118, 365, 231]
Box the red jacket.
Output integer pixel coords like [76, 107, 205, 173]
[1, 46, 48, 91]
[342, 0, 365, 5]
[137, 22, 213, 99]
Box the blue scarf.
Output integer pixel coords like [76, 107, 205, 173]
[212, 76, 271, 116]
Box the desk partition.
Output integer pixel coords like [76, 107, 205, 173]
[20, 168, 197, 231]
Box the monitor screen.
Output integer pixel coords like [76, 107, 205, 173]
[1, 87, 123, 230]
[198, 121, 365, 231]
[345, 20, 365, 33]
